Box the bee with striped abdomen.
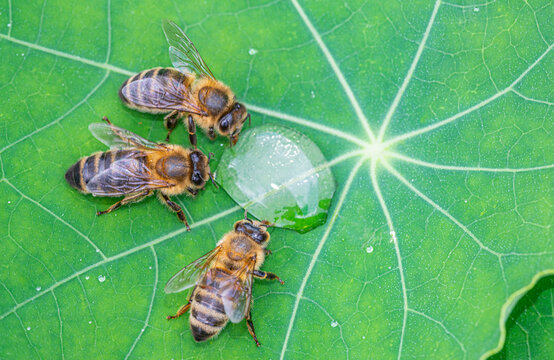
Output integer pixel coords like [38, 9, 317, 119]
[165, 214, 284, 346]
[65, 117, 213, 230]
[119, 20, 250, 146]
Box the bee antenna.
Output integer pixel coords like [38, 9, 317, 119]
[207, 152, 215, 164]
[247, 113, 251, 126]
[244, 209, 248, 220]
[208, 172, 218, 188]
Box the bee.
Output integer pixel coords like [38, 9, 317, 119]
[165, 213, 284, 346]
[64, 117, 213, 230]
[119, 19, 250, 146]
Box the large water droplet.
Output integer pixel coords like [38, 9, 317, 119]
[216, 124, 336, 233]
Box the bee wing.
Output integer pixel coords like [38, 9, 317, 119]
[89, 123, 161, 150]
[162, 19, 216, 79]
[119, 76, 206, 115]
[86, 155, 172, 196]
[219, 257, 256, 323]
[164, 246, 222, 294]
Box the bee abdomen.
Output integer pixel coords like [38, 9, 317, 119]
[65, 150, 130, 193]
[190, 288, 228, 342]
[118, 67, 189, 113]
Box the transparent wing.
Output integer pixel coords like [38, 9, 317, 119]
[220, 257, 255, 323]
[162, 19, 215, 79]
[86, 155, 171, 196]
[164, 246, 222, 294]
[120, 76, 206, 115]
[89, 123, 161, 150]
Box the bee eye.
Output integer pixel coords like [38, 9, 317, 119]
[219, 113, 232, 133]
[234, 103, 242, 110]
[191, 170, 203, 186]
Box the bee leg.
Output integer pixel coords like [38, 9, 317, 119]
[207, 127, 216, 140]
[245, 310, 261, 347]
[187, 115, 197, 148]
[158, 193, 191, 231]
[253, 270, 284, 285]
[167, 302, 191, 320]
[264, 248, 272, 256]
[96, 190, 150, 216]
[164, 111, 180, 142]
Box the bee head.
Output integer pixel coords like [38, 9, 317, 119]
[217, 102, 249, 146]
[233, 218, 270, 245]
[187, 150, 210, 195]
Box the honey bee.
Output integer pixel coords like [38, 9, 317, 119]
[165, 213, 284, 346]
[119, 20, 250, 146]
[65, 117, 213, 230]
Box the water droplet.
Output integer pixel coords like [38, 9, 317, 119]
[311, 90, 315, 98]
[26, 326, 31, 331]
[7, 23, 12, 27]
[248, 48, 258, 55]
[7, 201, 10, 204]
[331, 321, 339, 327]
[389, 231, 397, 244]
[464, 200, 468, 203]
[362, 336, 366, 339]
[141, 328, 145, 332]
[148, 266, 152, 270]
[36, 286, 41, 291]
[365, 246, 374, 254]
[474, 7, 479, 12]
[85, 276, 90, 280]
[88, 321, 92, 324]
[95, 249, 100, 253]
[98, 275, 106, 283]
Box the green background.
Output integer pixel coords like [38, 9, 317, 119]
[0, 0, 552, 359]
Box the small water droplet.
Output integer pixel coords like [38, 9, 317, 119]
[88, 321, 92, 324]
[311, 91, 315, 98]
[389, 231, 397, 244]
[95, 249, 100, 253]
[474, 7, 479, 12]
[7, 201, 10, 204]
[7, 23, 12, 27]
[331, 321, 339, 327]
[148, 266, 152, 270]
[362, 336, 366, 339]
[248, 48, 257, 55]
[141, 328, 145, 332]
[98, 275, 106, 283]
[36, 286, 41, 291]
[85, 276, 90, 280]
[21, 53, 24, 56]
[26, 326, 31, 331]
[365, 246, 374, 254]
[464, 200, 468, 203]
[388, 266, 391, 269]
[270, 183, 279, 190]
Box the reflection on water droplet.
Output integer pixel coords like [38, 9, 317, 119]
[362, 336, 366, 339]
[89, 321, 92, 324]
[248, 48, 258, 55]
[149, 266, 152, 270]
[98, 275, 106, 283]
[390, 231, 397, 244]
[366, 246, 374, 254]
[474, 7, 479, 12]
[85, 276, 90, 280]
[331, 321, 339, 327]
[36, 286, 41, 291]
[216, 124, 336, 233]
[26, 327, 31, 331]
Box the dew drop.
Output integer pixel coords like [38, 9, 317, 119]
[331, 321, 339, 327]
[95, 249, 100, 253]
[390, 231, 397, 244]
[248, 48, 258, 55]
[365, 246, 374, 254]
[85, 276, 90, 280]
[311, 90, 315, 98]
[98, 275, 106, 283]
[36, 286, 41, 291]
[362, 336, 366, 340]
[141, 328, 145, 332]
[7, 201, 11, 204]
[7, 23, 12, 27]
[88, 321, 92, 324]
[148, 266, 152, 270]
[26, 326, 31, 331]
[464, 200, 468, 203]
[270, 183, 279, 190]
[474, 7, 479, 12]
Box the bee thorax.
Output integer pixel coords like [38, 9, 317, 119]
[157, 155, 188, 180]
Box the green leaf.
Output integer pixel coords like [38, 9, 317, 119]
[489, 275, 554, 360]
[216, 124, 337, 233]
[0, 0, 552, 359]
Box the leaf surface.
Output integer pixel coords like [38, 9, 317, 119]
[0, 0, 552, 359]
